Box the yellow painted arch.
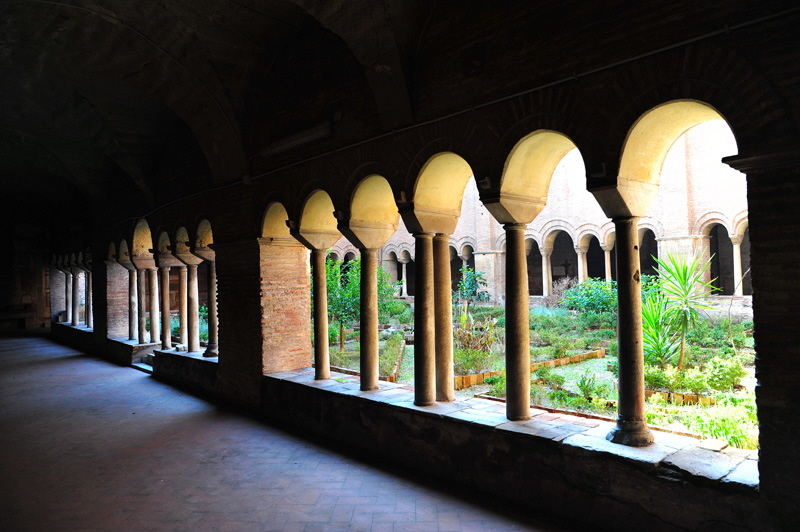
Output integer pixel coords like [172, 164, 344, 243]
[261, 202, 292, 239]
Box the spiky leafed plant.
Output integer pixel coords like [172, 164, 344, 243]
[641, 291, 679, 368]
[654, 251, 716, 370]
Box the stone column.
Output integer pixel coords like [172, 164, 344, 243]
[505, 223, 531, 420]
[360, 248, 379, 391]
[433, 234, 454, 402]
[204, 260, 219, 357]
[540, 247, 553, 297]
[601, 245, 613, 281]
[178, 266, 188, 346]
[399, 258, 409, 297]
[311, 248, 330, 380]
[731, 235, 744, 297]
[128, 269, 138, 341]
[71, 270, 81, 326]
[160, 266, 171, 349]
[137, 269, 147, 344]
[187, 264, 200, 352]
[606, 217, 654, 446]
[148, 268, 160, 344]
[413, 233, 435, 406]
[576, 246, 588, 283]
[64, 271, 73, 323]
[85, 271, 93, 328]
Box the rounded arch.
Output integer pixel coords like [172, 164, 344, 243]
[174, 227, 191, 254]
[349, 174, 399, 248]
[411, 152, 474, 233]
[300, 190, 338, 233]
[496, 130, 577, 223]
[733, 213, 749, 239]
[107, 241, 117, 261]
[118, 239, 131, 262]
[132, 219, 153, 257]
[620, 100, 728, 188]
[693, 212, 731, 237]
[196, 219, 213, 248]
[541, 221, 577, 249]
[156, 231, 171, 254]
[261, 202, 292, 239]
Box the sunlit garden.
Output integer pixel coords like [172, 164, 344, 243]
[315, 251, 757, 449]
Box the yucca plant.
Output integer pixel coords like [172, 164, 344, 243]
[654, 251, 716, 370]
[641, 292, 679, 367]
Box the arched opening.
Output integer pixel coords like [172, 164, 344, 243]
[639, 229, 658, 277]
[449, 245, 461, 292]
[401, 250, 415, 297]
[740, 226, 752, 296]
[526, 238, 543, 296]
[550, 231, 577, 283]
[708, 224, 734, 295]
[586, 236, 604, 279]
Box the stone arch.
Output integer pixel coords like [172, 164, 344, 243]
[541, 221, 577, 248]
[298, 190, 341, 250]
[348, 174, 399, 249]
[693, 211, 731, 237]
[488, 130, 577, 224]
[131, 219, 153, 258]
[732, 212, 749, 239]
[196, 219, 213, 249]
[261, 202, 292, 240]
[156, 231, 171, 255]
[107, 241, 117, 261]
[404, 151, 474, 234]
[174, 227, 191, 255]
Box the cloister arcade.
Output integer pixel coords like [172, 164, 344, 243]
[51, 100, 750, 447]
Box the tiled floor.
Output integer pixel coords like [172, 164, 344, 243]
[0, 334, 579, 532]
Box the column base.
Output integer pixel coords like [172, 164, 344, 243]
[361, 384, 379, 392]
[606, 415, 655, 447]
[203, 348, 219, 358]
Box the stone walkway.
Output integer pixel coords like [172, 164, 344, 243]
[0, 335, 578, 532]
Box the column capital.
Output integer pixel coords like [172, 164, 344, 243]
[730, 235, 743, 245]
[540, 247, 553, 257]
[575, 246, 588, 254]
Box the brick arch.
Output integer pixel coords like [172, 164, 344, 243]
[583, 40, 795, 176]
[539, 220, 578, 248]
[692, 211, 731, 237]
[576, 224, 604, 248]
[452, 236, 477, 256]
[732, 211, 749, 239]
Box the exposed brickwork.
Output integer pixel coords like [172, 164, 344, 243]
[105, 262, 129, 339]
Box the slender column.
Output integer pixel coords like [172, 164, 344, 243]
[360, 248, 379, 390]
[602, 245, 613, 281]
[178, 266, 188, 346]
[148, 268, 160, 344]
[160, 266, 171, 349]
[71, 270, 81, 326]
[731, 236, 744, 297]
[85, 271, 93, 329]
[607, 217, 654, 446]
[128, 269, 138, 341]
[65, 271, 72, 323]
[413, 233, 435, 406]
[312, 249, 330, 379]
[204, 261, 219, 357]
[505, 224, 531, 420]
[137, 269, 147, 344]
[576, 246, 588, 283]
[433, 234, 454, 402]
[399, 259, 409, 297]
[540, 248, 553, 297]
[187, 264, 200, 352]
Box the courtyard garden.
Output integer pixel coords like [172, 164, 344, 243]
[317, 254, 757, 449]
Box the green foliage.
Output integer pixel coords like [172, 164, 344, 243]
[535, 366, 565, 390]
[560, 278, 618, 313]
[655, 251, 716, 370]
[640, 274, 662, 301]
[644, 364, 670, 390]
[320, 255, 400, 351]
[529, 307, 572, 333]
[576, 369, 611, 400]
[684, 406, 758, 449]
[485, 372, 507, 397]
[453, 347, 495, 376]
[379, 332, 404, 376]
[454, 313, 498, 352]
[453, 266, 490, 313]
[706, 356, 746, 391]
[686, 318, 747, 349]
[641, 292, 679, 367]
[199, 304, 209, 321]
[576, 310, 616, 330]
[682, 367, 709, 395]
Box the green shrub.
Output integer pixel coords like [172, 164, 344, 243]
[644, 365, 670, 390]
[560, 279, 617, 313]
[485, 371, 507, 397]
[682, 367, 709, 395]
[453, 347, 494, 376]
[642, 292, 679, 367]
[550, 336, 574, 358]
[379, 332, 404, 376]
[530, 346, 554, 361]
[529, 307, 571, 333]
[535, 367, 565, 390]
[706, 356, 746, 391]
[576, 370, 611, 400]
[576, 310, 617, 330]
[684, 406, 758, 449]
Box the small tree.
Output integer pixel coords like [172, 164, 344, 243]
[654, 251, 716, 371]
[453, 265, 490, 315]
[320, 255, 399, 352]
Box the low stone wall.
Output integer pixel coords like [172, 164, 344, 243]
[152, 350, 218, 397]
[261, 368, 768, 531]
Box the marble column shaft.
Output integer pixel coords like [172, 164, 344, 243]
[312, 249, 330, 380]
[505, 224, 531, 420]
[360, 248, 379, 391]
[433, 234, 454, 402]
[413, 233, 435, 406]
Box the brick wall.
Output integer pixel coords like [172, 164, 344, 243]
[105, 262, 129, 339]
